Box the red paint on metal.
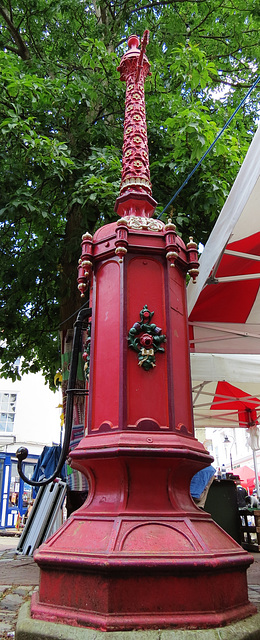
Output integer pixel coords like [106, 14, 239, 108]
[117, 33, 152, 199]
[127, 255, 169, 429]
[90, 259, 120, 431]
[114, 33, 157, 218]
[32, 440, 255, 629]
[168, 265, 194, 433]
[33, 32, 255, 633]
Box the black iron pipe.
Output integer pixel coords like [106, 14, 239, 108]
[16, 306, 92, 487]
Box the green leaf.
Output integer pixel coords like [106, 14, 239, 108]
[0, 0, 258, 387]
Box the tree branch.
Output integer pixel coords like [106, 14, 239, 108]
[128, 0, 206, 14]
[210, 75, 259, 90]
[1, 43, 20, 56]
[189, 1, 225, 35]
[0, 5, 30, 60]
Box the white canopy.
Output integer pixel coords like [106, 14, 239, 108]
[191, 353, 260, 429]
[191, 353, 260, 384]
[187, 124, 260, 354]
[186, 125, 260, 429]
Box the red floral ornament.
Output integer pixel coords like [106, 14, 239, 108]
[128, 305, 166, 371]
[140, 333, 153, 348]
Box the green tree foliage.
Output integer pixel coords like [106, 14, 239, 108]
[0, 0, 259, 385]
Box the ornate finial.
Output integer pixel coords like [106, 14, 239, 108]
[187, 236, 197, 249]
[77, 233, 93, 297]
[114, 31, 157, 219]
[128, 34, 140, 50]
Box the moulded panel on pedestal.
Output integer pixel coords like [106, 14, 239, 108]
[168, 266, 193, 433]
[90, 259, 120, 431]
[46, 517, 115, 553]
[126, 255, 169, 429]
[119, 522, 197, 552]
[195, 520, 241, 550]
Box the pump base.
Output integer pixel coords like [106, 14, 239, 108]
[31, 434, 255, 631]
[31, 551, 255, 630]
[17, 600, 260, 640]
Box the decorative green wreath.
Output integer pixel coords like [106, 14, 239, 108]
[128, 305, 166, 371]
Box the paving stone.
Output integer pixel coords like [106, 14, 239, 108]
[0, 586, 11, 595]
[248, 584, 260, 591]
[0, 619, 13, 632]
[12, 587, 31, 597]
[0, 611, 14, 625]
[0, 550, 16, 558]
[0, 558, 14, 562]
[0, 593, 24, 611]
[0, 613, 14, 623]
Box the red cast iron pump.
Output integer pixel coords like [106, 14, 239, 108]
[31, 32, 255, 632]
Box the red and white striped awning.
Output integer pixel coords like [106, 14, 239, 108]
[187, 125, 260, 354]
[187, 125, 260, 430]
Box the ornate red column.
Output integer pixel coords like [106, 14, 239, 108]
[114, 31, 156, 217]
[31, 33, 255, 632]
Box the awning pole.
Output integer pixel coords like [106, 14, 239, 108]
[253, 450, 260, 498]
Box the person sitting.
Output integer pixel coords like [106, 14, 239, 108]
[190, 466, 216, 508]
[236, 482, 248, 508]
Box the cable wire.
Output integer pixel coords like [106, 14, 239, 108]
[157, 74, 260, 219]
[58, 297, 90, 329]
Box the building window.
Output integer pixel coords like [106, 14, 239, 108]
[0, 393, 17, 433]
[8, 461, 20, 507]
[22, 463, 35, 508]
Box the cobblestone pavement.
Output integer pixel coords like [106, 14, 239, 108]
[0, 583, 36, 638]
[0, 543, 39, 639]
[0, 544, 260, 639]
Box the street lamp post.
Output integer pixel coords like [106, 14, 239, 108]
[223, 434, 234, 471]
[246, 422, 260, 498]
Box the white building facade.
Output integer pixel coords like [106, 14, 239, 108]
[0, 369, 61, 529]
